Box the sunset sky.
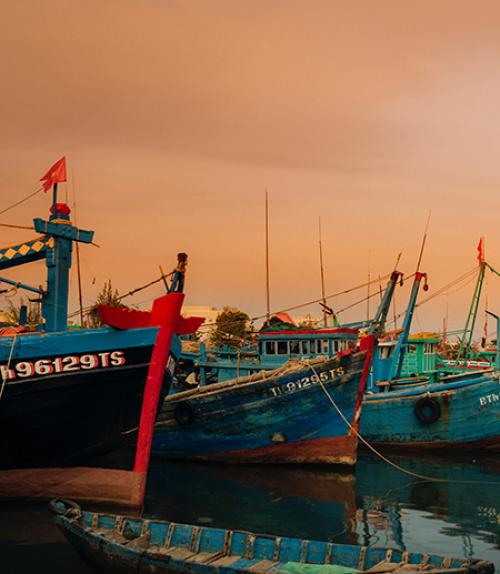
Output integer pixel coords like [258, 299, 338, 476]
[1, 1, 500, 336]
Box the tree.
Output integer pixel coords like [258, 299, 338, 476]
[210, 307, 250, 349]
[87, 280, 126, 327]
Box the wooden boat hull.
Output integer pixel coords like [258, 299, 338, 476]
[153, 351, 368, 465]
[51, 499, 494, 574]
[0, 291, 189, 506]
[0, 327, 160, 470]
[361, 370, 500, 451]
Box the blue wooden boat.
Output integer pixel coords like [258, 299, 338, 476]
[0, 159, 202, 506]
[152, 272, 403, 464]
[50, 499, 494, 574]
[360, 266, 500, 452]
[154, 351, 368, 465]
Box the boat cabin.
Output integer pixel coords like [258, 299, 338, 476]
[179, 327, 358, 387]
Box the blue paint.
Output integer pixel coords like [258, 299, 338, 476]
[154, 353, 365, 462]
[361, 369, 500, 447]
[51, 498, 487, 573]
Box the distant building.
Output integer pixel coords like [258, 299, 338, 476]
[182, 305, 220, 339]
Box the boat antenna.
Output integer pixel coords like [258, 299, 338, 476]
[71, 167, 85, 327]
[265, 190, 271, 321]
[416, 210, 431, 273]
[318, 216, 327, 327]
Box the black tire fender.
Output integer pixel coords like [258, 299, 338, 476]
[174, 401, 195, 426]
[414, 396, 441, 424]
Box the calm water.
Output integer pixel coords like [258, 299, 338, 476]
[2, 452, 500, 572]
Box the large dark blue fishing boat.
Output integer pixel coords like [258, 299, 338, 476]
[50, 498, 494, 574]
[0, 158, 202, 507]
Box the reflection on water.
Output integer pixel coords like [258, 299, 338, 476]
[1, 452, 499, 572]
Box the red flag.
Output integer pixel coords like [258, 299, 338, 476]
[40, 156, 67, 192]
[477, 237, 484, 265]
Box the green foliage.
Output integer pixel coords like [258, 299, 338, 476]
[88, 280, 125, 327]
[210, 306, 250, 349]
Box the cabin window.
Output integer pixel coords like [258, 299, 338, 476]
[301, 341, 310, 354]
[321, 340, 329, 353]
[424, 343, 434, 354]
[277, 341, 288, 355]
[310, 340, 319, 353]
[407, 344, 417, 354]
[380, 346, 392, 359]
[289, 340, 300, 354]
[265, 341, 276, 355]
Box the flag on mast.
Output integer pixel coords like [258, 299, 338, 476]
[477, 237, 484, 265]
[40, 156, 67, 192]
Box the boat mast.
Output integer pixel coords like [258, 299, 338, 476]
[71, 168, 85, 327]
[388, 213, 431, 381]
[265, 190, 271, 321]
[318, 216, 327, 327]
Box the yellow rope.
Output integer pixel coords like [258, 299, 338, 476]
[0, 334, 18, 402]
[299, 358, 500, 486]
[0, 222, 35, 230]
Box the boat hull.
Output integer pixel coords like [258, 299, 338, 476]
[0, 328, 159, 469]
[0, 311, 183, 506]
[361, 371, 500, 451]
[153, 352, 367, 465]
[51, 501, 493, 574]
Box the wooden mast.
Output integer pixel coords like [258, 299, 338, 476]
[318, 216, 327, 327]
[265, 190, 271, 321]
[71, 168, 85, 327]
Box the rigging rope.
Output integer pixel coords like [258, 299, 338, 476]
[67, 271, 175, 319]
[0, 223, 35, 231]
[0, 187, 44, 217]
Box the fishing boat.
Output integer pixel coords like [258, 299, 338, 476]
[360, 261, 500, 452]
[0, 158, 203, 507]
[152, 272, 402, 465]
[50, 498, 494, 574]
[178, 325, 359, 387]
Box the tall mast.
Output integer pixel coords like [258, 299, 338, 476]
[388, 216, 431, 381]
[265, 190, 271, 321]
[367, 254, 371, 322]
[71, 168, 85, 327]
[318, 216, 327, 327]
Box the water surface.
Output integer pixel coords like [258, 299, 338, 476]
[2, 452, 499, 572]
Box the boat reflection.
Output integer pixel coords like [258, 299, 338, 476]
[146, 452, 500, 565]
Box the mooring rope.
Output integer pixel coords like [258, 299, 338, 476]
[0, 334, 18, 402]
[299, 358, 500, 486]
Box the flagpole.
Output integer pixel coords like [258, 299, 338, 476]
[51, 183, 58, 217]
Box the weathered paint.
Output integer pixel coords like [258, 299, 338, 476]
[361, 370, 500, 450]
[154, 352, 368, 465]
[51, 501, 492, 574]
[0, 467, 147, 508]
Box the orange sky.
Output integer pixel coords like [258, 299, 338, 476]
[1, 1, 500, 336]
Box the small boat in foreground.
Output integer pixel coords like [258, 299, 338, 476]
[50, 499, 494, 574]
